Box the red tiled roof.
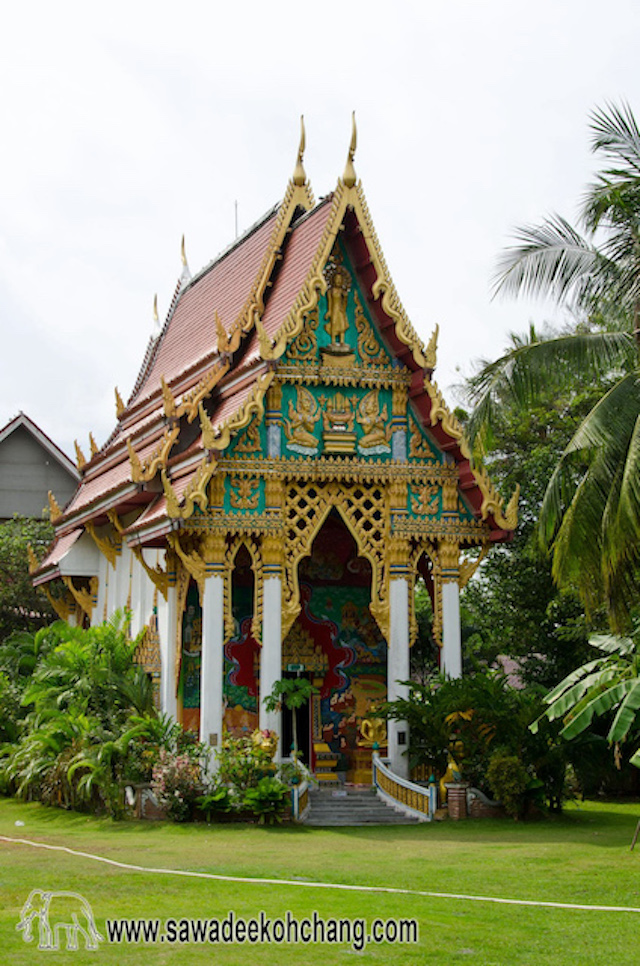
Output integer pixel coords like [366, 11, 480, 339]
[63, 436, 159, 517]
[36, 528, 83, 572]
[132, 209, 279, 405]
[125, 471, 199, 537]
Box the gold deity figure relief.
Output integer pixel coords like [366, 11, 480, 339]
[323, 259, 352, 348]
[356, 390, 392, 455]
[321, 391, 357, 454]
[284, 386, 321, 455]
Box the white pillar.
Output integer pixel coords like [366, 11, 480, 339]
[388, 577, 410, 779]
[94, 555, 108, 625]
[260, 574, 282, 755]
[441, 580, 462, 678]
[199, 574, 224, 754]
[160, 583, 178, 721]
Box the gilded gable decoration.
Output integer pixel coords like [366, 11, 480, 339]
[287, 307, 320, 363]
[321, 391, 356, 454]
[229, 476, 260, 510]
[85, 521, 121, 568]
[408, 413, 436, 460]
[356, 390, 391, 455]
[354, 291, 387, 366]
[323, 256, 351, 349]
[285, 386, 321, 455]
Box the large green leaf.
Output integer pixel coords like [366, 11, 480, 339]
[560, 681, 631, 739]
[607, 680, 640, 742]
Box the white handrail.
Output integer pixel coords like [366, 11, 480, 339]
[372, 754, 434, 821]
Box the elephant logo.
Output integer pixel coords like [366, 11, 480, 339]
[16, 889, 103, 951]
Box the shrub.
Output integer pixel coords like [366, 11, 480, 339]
[197, 787, 235, 822]
[215, 733, 275, 792]
[486, 750, 529, 819]
[151, 749, 206, 822]
[242, 776, 289, 824]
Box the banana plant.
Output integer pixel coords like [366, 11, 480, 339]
[531, 629, 640, 765]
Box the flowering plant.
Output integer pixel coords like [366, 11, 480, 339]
[151, 748, 206, 822]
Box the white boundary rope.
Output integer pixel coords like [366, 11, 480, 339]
[2, 833, 639, 914]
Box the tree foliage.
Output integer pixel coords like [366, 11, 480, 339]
[460, 342, 604, 686]
[0, 515, 54, 640]
[466, 102, 640, 629]
[532, 624, 640, 769]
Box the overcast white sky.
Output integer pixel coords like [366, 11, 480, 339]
[2, 0, 640, 460]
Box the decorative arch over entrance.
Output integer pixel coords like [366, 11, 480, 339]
[282, 479, 388, 638]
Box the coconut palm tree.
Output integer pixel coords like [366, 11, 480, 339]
[467, 102, 640, 629]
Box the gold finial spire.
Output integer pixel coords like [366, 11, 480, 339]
[343, 112, 357, 188]
[293, 115, 307, 187]
[198, 402, 217, 450]
[48, 491, 62, 522]
[160, 376, 176, 419]
[214, 311, 229, 355]
[126, 438, 142, 482]
[181, 235, 187, 267]
[115, 387, 125, 419]
[27, 543, 40, 574]
[153, 293, 158, 322]
[424, 324, 439, 373]
[89, 432, 98, 457]
[74, 440, 86, 470]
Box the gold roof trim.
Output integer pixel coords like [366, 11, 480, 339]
[48, 491, 62, 524]
[74, 440, 87, 471]
[292, 115, 307, 188]
[422, 376, 518, 531]
[424, 378, 464, 442]
[343, 112, 357, 188]
[115, 387, 126, 420]
[27, 543, 40, 574]
[167, 370, 275, 520]
[265, 174, 433, 375]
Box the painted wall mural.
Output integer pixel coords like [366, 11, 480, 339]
[179, 583, 202, 734]
[298, 583, 387, 777]
[223, 585, 259, 736]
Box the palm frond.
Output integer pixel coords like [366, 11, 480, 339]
[493, 215, 602, 305]
[466, 332, 633, 451]
[589, 102, 640, 172]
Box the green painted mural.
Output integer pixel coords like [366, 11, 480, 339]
[179, 583, 202, 733]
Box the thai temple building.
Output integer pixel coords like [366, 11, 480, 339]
[31, 120, 517, 782]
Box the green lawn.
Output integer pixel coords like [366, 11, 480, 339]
[1, 796, 639, 965]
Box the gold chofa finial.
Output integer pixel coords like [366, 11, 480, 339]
[115, 387, 125, 419]
[153, 293, 159, 322]
[74, 440, 86, 470]
[48, 491, 62, 522]
[293, 115, 307, 187]
[181, 235, 187, 267]
[343, 112, 357, 188]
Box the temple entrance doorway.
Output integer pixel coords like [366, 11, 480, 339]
[282, 509, 387, 781]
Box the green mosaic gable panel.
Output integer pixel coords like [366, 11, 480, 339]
[281, 383, 395, 459]
[282, 244, 394, 369]
[406, 408, 440, 463]
[223, 475, 266, 514]
[227, 413, 267, 458]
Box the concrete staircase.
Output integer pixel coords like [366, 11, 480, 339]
[303, 786, 422, 826]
